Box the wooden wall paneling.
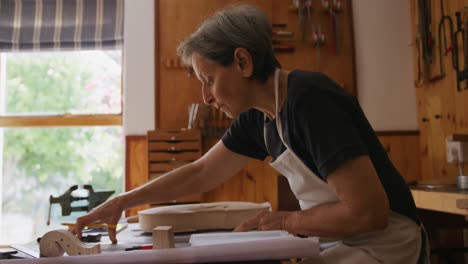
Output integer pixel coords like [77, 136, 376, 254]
[244, 159, 264, 202]
[158, 0, 272, 130]
[156, 0, 355, 209]
[125, 136, 150, 216]
[410, 0, 433, 180]
[202, 158, 259, 203]
[409, 2, 468, 260]
[410, 0, 461, 183]
[200, 142, 278, 209]
[453, 0, 468, 176]
[157, 0, 355, 130]
[158, 0, 274, 206]
[427, 92, 457, 180]
[262, 157, 279, 211]
[417, 88, 434, 180]
[377, 132, 421, 183]
[434, 1, 459, 180]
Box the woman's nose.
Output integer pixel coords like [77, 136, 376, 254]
[202, 85, 214, 105]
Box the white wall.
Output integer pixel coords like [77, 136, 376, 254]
[123, 0, 155, 135]
[353, 0, 418, 131]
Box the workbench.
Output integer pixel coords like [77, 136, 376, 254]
[0, 223, 321, 263]
[410, 186, 468, 263]
[410, 186, 468, 216]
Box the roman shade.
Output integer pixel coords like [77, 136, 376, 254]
[0, 0, 124, 51]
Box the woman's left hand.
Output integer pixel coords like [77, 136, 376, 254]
[233, 211, 294, 233]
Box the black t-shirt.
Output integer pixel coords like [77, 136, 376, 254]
[222, 70, 419, 224]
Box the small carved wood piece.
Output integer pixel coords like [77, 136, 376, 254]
[152, 226, 175, 249]
[39, 230, 101, 257]
[456, 199, 468, 209]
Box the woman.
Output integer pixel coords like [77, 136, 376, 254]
[74, 4, 428, 263]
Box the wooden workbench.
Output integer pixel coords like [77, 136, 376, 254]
[2, 224, 320, 263]
[411, 187, 468, 216]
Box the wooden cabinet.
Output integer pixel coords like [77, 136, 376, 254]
[147, 129, 202, 203]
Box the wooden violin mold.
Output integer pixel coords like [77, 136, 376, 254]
[139, 201, 271, 232]
[39, 230, 101, 257]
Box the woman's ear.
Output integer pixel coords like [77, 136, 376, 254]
[234, 48, 253, 78]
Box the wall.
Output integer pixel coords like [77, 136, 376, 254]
[121, 0, 419, 134]
[122, 0, 155, 214]
[124, 1, 422, 208]
[154, 0, 358, 207]
[353, 0, 418, 131]
[123, 0, 155, 135]
[409, 0, 468, 181]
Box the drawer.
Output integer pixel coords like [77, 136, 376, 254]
[149, 151, 199, 162]
[148, 141, 200, 152]
[149, 172, 166, 180]
[147, 129, 200, 142]
[149, 162, 189, 172]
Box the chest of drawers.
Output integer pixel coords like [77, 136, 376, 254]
[147, 129, 202, 203]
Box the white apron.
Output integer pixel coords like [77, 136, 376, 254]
[264, 69, 428, 264]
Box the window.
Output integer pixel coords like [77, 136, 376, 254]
[0, 50, 124, 244]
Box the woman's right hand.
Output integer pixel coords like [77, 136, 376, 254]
[70, 195, 125, 244]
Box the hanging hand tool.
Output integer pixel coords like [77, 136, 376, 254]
[463, 8, 468, 89]
[332, 0, 341, 54]
[454, 11, 468, 91]
[321, 0, 329, 10]
[453, 12, 466, 92]
[334, 0, 342, 11]
[305, 0, 312, 28]
[329, 9, 337, 54]
[322, 0, 340, 55]
[430, 0, 454, 83]
[312, 24, 325, 65]
[414, 28, 426, 86]
[293, 0, 307, 44]
[439, 0, 455, 56]
[417, 0, 433, 66]
[311, 24, 319, 64]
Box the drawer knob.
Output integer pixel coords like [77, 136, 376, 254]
[170, 146, 176, 151]
[171, 136, 175, 140]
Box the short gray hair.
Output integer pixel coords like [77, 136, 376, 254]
[177, 4, 280, 83]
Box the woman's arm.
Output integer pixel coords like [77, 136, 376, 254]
[120, 140, 250, 208]
[74, 141, 249, 243]
[236, 155, 390, 237]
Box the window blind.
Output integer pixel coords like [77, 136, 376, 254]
[0, 0, 124, 51]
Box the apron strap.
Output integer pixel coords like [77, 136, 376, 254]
[273, 68, 287, 144]
[264, 68, 287, 148]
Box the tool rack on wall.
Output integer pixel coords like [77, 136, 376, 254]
[410, 0, 468, 181]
